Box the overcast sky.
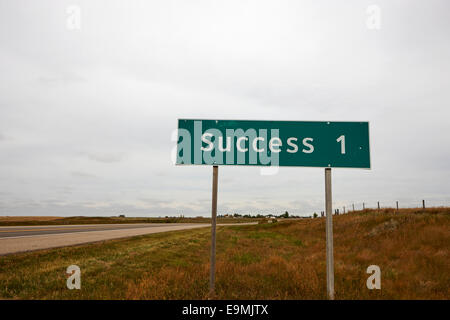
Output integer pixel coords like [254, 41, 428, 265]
[0, 1, 449, 217]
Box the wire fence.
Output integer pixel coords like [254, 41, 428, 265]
[317, 199, 449, 217]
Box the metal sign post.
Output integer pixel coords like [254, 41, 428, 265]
[175, 119, 371, 300]
[325, 168, 334, 300]
[209, 165, 219, 297]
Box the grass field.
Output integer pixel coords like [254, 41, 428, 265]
[0, 208, 448, 299]
[0, 216, 256, 226]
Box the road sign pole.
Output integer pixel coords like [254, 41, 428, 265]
[325, 168, 334, 300]
[209, 165, 219, 297]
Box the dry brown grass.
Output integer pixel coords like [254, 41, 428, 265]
[125, 208, 450, 300]
[0, 216, 64, 222]
[1, 208, 449, 299]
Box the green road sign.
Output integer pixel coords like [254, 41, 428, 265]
[176, 119, 370, 168]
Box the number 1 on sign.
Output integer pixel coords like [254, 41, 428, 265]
[337, 135, 345, 154]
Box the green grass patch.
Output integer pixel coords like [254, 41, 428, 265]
[231, 252, 261, 265]
[247, 231, 284, 240]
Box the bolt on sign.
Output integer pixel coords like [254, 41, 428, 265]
[176, 119, 370, 168]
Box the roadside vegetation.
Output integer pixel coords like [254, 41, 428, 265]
[0, 208, 448, 299]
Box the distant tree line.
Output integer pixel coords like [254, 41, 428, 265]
[217, 211, 308, 219]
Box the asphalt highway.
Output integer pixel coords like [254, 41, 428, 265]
[0, 223, 196, 238]
[0, 222, 256, 255]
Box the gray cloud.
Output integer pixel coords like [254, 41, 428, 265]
[86, 152, 126, 163]
[0, 1, 449, 217]
[71, 171, 96, 178]
[36, 72, 86, 86]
